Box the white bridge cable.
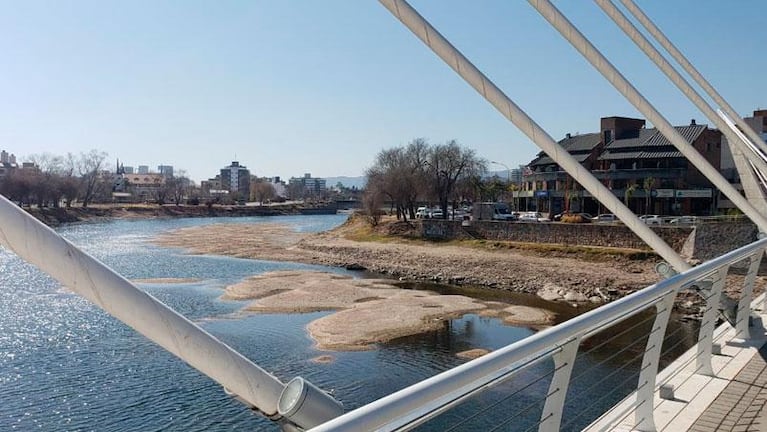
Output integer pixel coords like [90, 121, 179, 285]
[0, 195, 287, 417]
[619, 0, 767, 159]
[376, 0, 690, 273]
[719, 108, 767, 169]
[593, 0, 767, 199]
[527, 0, 767, 234]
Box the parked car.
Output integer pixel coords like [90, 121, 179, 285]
[472, 202, 517, 221]
[415, 207, 428, 218]
[429, 209, 444, 219]
[519, 212, 550, 222]
[592, 214, 618, 223]
[670, 215, 698, 225]
[639, 214, 663, 225]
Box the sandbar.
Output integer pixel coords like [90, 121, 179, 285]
[223, 270, 555, 351]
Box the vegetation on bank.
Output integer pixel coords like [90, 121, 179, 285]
[338, 214, 658, 262]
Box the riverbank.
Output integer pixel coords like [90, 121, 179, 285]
[152, 214, 765, 349]
[154, 215, 663, 302]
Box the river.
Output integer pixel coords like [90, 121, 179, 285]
[0, 215, 696, 431]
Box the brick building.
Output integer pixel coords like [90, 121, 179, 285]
[520, 116, 722, 216]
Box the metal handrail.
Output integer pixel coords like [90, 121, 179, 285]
[309, 237, 767, 431]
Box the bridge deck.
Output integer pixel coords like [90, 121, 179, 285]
[586, 317, 767, 432]
[688, 343, 767, 432]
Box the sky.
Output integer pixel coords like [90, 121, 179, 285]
[1, 1, 765, 183]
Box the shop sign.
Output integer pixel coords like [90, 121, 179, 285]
[675, 189, 712, 198]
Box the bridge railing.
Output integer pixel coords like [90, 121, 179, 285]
[309, 237, 767, 432]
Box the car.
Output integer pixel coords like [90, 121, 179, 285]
[592, 213, 618, 223]
[415, 207, 429, 218]
[639, 214, 663, 225]
[670, 215, 698, 225]
[519, 211, 550, 222]
[429, 209, 444, 219]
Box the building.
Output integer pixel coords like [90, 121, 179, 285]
[0, 150, 18, 180]
[137, 165, 149, 174]
[521, 116, 722, 216]
[288, 173, 327, 198]
[122, 173, 166, 202]
[157, 165, 174, 178]
[219, 161, 251, 199]
[719, 109, 767, 211]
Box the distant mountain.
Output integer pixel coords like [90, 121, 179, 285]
[324, 176, 366, 189]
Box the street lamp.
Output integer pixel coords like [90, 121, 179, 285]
[490, 160, 511, 184]
[490, 161, 514, 209]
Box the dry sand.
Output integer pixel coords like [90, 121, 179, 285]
[223, 270, 505, 350]
[456, 348, 491, 359]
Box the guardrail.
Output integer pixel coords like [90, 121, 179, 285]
[309, 237, 767, 432]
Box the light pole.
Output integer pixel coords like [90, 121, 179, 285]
[490, 160, 512, 206]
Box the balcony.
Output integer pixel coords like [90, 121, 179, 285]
[524, 167, 687, 182]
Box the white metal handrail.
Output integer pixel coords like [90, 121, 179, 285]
[309, 237, 767, 431]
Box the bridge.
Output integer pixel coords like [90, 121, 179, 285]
[3, 0, 767, 431]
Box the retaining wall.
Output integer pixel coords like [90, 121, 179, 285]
[418, 219, 763, 260]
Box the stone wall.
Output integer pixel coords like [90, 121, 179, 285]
[419, 219, 760, 259]
[420, 219, 691, 251]
[684, 221, 758, 262]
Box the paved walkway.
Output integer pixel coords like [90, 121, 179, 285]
[585, 322, 767, 432]
[688, 344, 767, 432]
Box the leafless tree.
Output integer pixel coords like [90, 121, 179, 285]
[425, 140, 486, 218]
[77, 150, 108, 207]
[251, 181, 276, 204]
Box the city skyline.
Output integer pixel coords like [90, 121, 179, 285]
[1, 1, 765, 183]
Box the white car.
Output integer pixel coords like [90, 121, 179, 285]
[670, 216, 698, 225]
[519, 212, 550, 222]
[639, 214, 662, 225]
[592, 214, 618, 223]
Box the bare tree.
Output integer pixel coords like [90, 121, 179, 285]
[425, 140, 486, 218]
[251, 181, 276, 204]
[77, 150, 108, 207]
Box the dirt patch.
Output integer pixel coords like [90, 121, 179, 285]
[502, 305, 555, 326]
[310, 355, 335, 364]
[456, 348, 491, 359]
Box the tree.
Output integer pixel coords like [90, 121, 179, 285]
[77, 150, 108, 207]
[251, 181, 276, 204]
[425, 140, 486, 219]
[643, 177, 655, 214]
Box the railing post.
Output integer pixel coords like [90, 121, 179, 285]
[735, 252, 763, 339]
[696, 267, 728, 376]
[634, 292, 675, 431]
[539, 337, 580, 432]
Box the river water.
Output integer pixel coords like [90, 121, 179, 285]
[0, 215, 696, 431]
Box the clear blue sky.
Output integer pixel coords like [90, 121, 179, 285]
[1, 1, 764, 182]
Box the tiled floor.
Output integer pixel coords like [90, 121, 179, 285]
[688, 345, 767, 432]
